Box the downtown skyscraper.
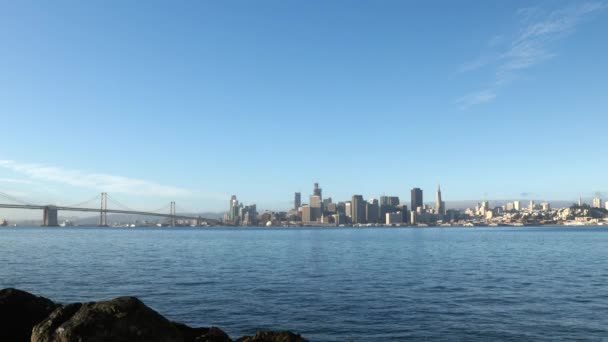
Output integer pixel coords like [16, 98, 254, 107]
[411, 188, 423, 212]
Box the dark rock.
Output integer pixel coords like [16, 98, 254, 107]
[173, 322, 232, 342]
[236, 331, 309, 342]
[0, 288, 58, 342]
[1, 288, 307, 342]
[31, 296, 184, 342]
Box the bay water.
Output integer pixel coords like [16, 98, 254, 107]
[1, 226, 607, 341]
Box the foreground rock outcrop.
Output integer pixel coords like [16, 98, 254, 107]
[0, 288, 307, 342]
[236, 331, 309, 342]
[0, 288, 59, 342]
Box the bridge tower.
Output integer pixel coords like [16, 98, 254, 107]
[99, 192, 108, 227]
[43, 206, 59, 227]
[170, 201, 176, 226]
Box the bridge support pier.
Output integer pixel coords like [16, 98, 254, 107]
[43, 206, 59, 227]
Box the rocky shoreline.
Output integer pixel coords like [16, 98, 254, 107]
[0, 288, 308, 342]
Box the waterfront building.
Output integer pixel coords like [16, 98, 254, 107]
[411, 188, 423, 212]
[352, 195, 366, 224]
[366, 198, 379, 223]
[386, 212, 403, 225]
[379, 196, 399, 222]
[336, 202, 346, 215]
[310, 195, 322, 222]
[514, 201, 521, 211]
[592, 197, 602, 209]
[396, 205, 409, 223]
[241, 204, 257, 226]
[301, 205, 311, 223]
[345, 201, 352, 218]
[410, 211, 417, 225]
[229, 195, 240, 222]
[294, 192, 301, 210]
[325, 202, 337, 214]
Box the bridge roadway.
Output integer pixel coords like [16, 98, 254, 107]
[0, 203, 216, 226]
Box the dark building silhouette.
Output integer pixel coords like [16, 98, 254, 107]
[366, 199, 379, 223]
[352, 195, 366, 224]
[294, 192, 301, 210]
[313, 183, 322, 197]
[411, 188, 423, 211]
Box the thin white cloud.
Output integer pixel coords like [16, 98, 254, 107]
[457, 2, 606, 107]
[456, 90, 497, 109]
[0, 160, 191, 197]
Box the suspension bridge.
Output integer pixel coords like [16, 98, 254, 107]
[0, 191, 218, 227]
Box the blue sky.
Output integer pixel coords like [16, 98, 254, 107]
[1, 0, 607, 214]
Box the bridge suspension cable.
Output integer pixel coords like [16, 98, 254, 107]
[175, 204, 197, 215]
[63, 194, 102, 208]
[105, 195, 137, 212]
[0, 191, 32, 206]
[148, 204, 172, 214]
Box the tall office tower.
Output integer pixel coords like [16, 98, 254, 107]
[592, 197, 602, 208]
[337, 202, 346, 215]
[541, 202, 550, 211]
[229, 195, 239, 221]
[528, 200, 535, 210]
[294, 192, 301, 210]
[411, 188, 423, 212]
[366, 198, 379, 224]
[313, 183, 322, 198]
[435, 185, 445, 215]
[301, 205, 312, 223]
[345, 201, 352, 218]
[325, 202, 337, 214]
[513, 200, 521, 211]
[578, 195, 582, 207]
[241, 204, 257, 225]
[310, 195, 322, 222]
[379, 196, 400, 222]
[352, 195, 366, 224]
[379, 196, 399, 207]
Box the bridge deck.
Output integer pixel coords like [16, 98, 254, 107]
[0, 204, 213, 221]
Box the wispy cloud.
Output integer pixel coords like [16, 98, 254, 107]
[456, 89, 497, 109]
[457, 2, 606, 108]
[0, 160, 191, 197]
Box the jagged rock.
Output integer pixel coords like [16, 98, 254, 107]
[173, 322, 232, 342]
[236, 331, 309, 342]
[31, 296, 184, 342]
[1, 288, 306, 342]
[0, 288, 58, 342]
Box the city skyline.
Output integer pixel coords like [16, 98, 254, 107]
[220, 182, 608, 227]
[0, 161, 607, 219]
[2, 176, 607, 223]
[1, 1, 607, 212]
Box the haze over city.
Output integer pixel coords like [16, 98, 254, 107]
[1, 1, 607, 214]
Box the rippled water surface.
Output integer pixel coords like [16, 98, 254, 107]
[1, 226, 607, 341]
